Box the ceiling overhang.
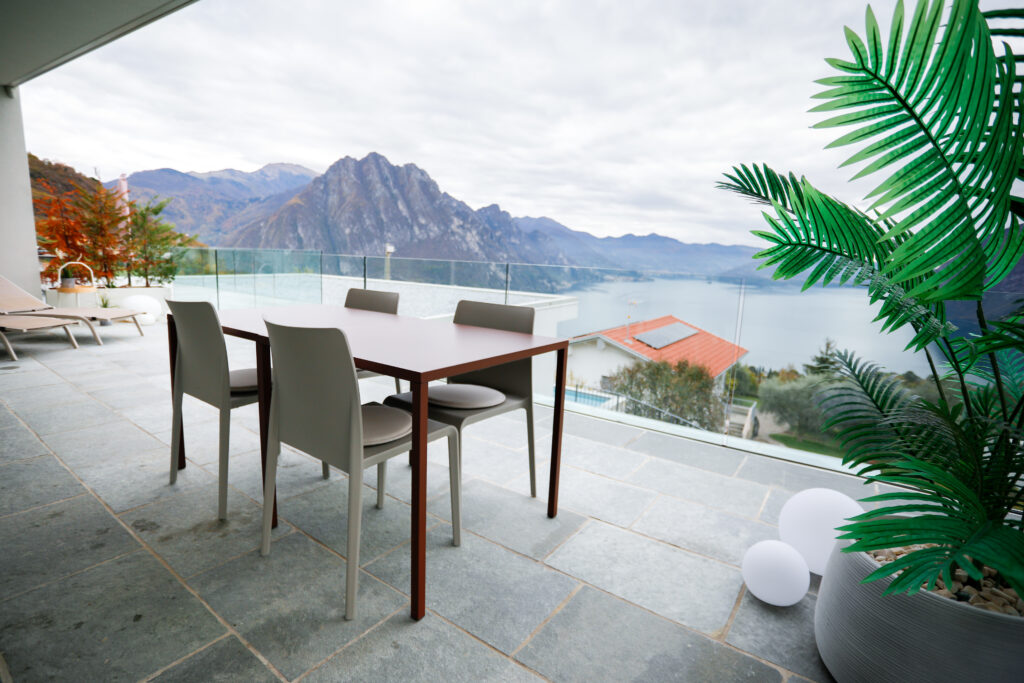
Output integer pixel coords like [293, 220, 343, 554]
[1, 0, 199, 88]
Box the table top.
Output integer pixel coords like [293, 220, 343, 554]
[216, 305, 567, 382]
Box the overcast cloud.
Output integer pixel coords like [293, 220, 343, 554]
[19, 0, 948, 245]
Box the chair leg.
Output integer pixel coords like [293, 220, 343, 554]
[169, 380, 184, 484]
[79, 318, 102, 345]
[448, 432, 461, 547]
[376, 461, 387, 509]
[0, 330, 17, 361]
[345, 470, 363, 620]
[394, 377, 401, 393]
[218, 408, 230, 520]
[526, 403, 537, 498]
[322, 462, 330, 479]
[131, 315, 144, 336]
[260, 437, 281, 556]
[62, 325, 79, 349]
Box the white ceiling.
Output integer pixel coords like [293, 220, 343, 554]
[1, 0, 198, 87]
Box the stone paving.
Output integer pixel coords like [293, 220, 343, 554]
[0, 320, 872, 681]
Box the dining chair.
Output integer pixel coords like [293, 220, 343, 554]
[167, 299, 259, 521]
[345, 287, 402, 393]
[385, 300, 538, 496]
[260, 320, 462, 620]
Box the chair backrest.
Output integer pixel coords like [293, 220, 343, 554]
[265, 321, 363, 473]
[345, 288, 399, 314]
[449, 300, 534, 397]
[167, 300, 230, 407]
[0, 275, 50, 314]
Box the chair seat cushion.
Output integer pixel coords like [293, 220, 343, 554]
[229, 367, 259, 392]
[362, 404, 413, 445]
[428, 384, 505, 409]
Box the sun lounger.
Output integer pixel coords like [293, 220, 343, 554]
[0, 315, 78, 361]
[0, 275, 143, 345]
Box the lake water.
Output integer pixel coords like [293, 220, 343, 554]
[557, 277, 930, 375]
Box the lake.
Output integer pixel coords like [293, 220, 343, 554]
[557, 277, 930, 376]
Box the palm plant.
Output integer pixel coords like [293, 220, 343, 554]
[719, 0, 1024, 597]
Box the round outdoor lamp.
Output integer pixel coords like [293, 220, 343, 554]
[741, 540, 810, 606]
[778, 488, 864, 575]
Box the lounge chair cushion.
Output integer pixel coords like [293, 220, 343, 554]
[361, 404, 413, 445]
[229, 367, 259, 392]
[428, 383, 506, 409]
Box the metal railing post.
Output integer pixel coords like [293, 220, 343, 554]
[363, 256, 367, 289]
[214, 249, 220, 309]
[504, 263, 510, 304]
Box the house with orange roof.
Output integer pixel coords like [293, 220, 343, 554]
[569, 315, 748, 390]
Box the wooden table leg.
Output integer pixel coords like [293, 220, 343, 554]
[410, 378, 428, 620]
[256, 340, 277, 528]
[548, 346, 567, 518]
[168, 315, 186, 471]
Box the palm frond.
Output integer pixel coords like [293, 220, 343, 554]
[811, 0, 1024, 302]
[716, 163, 804, 213]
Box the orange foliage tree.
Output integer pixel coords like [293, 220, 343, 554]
[34, 179, 89, 284]
[74, 185, 126, 286]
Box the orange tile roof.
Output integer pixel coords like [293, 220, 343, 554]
[574, 315, 748, 378]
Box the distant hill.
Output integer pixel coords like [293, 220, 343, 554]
[28, 153, 101, 214]
[106, 163, 317, 243]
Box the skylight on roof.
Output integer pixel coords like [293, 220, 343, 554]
[634, 322, 697, 349]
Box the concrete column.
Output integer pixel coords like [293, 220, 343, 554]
[0, 86, 41, 296]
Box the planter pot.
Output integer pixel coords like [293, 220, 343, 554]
[45, 285, 173, 319]
[815, 543, 1024, 682]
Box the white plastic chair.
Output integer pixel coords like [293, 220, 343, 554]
[167, 299, 259, 520]
[385, 300, 538, 495]
[260, 320, 462, 620]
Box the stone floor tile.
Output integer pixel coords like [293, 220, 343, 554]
[152, 417, 263, 467]
[122, 483, 292, 578]
[0, 366, 63, 393]
[42, 420, 167, 469]
[281, 479, 445, 566]
[226, 448, 334, 503]
[0, 550, 226, 682]
[735, 457, 870, 502]
[516, 586, 782, 683]
[725, 591, 834, 682]
[460, 434, 539, 486]
[189, 533, 406, 680]
[426, 478, 585, 559]
[632, 495, 777, 566]
[629, 430, 745, 475]
[0, 356, 44, 373]
[152, 636, 278, 682]
[547, 522, 743, 636]
[365, 526, 578, 654]
[0, 455, 84, 516]
[561, 411, 644, 447]
[89, 381, 171, 411]
[628, 458, 770, 518]
[463, 414, 534, 452]
[0, 494, 139, 600]
[759, 487, 789, 524]
[1, 382, 92, 412]
[0, 403, 19, 429]
[116, 397, 218, 435]
[557, 433, 650, 479]
[0, 422, 48, 463]
[77, 447, 217, 513]
[307, 612, 540, 683]
[362, 457, 459, 505]
[16, 398, 122, 436]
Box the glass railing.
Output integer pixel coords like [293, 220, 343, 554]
[171, 246, 999, 470]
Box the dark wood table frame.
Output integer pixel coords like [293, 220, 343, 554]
[168, 305, 568, 620]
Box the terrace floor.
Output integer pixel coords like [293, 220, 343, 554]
[0, 321, 870, 682]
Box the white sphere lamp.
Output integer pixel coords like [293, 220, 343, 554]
[121, 294, 163, 325]
[778, 488, 865, 575]
[741, 540, 810, 607]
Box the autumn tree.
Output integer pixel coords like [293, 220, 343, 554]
[125, 198, 197, 286]
[34, 179, 88, 283]
[606, 359, 723, 431]
[74, 184, 126, 286]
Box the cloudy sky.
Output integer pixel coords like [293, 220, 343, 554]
[18, 0, 981, 245]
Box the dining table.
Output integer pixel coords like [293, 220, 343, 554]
[168, 303, 568, 620]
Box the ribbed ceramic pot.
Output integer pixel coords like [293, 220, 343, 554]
[814, 542, 1024, 683]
